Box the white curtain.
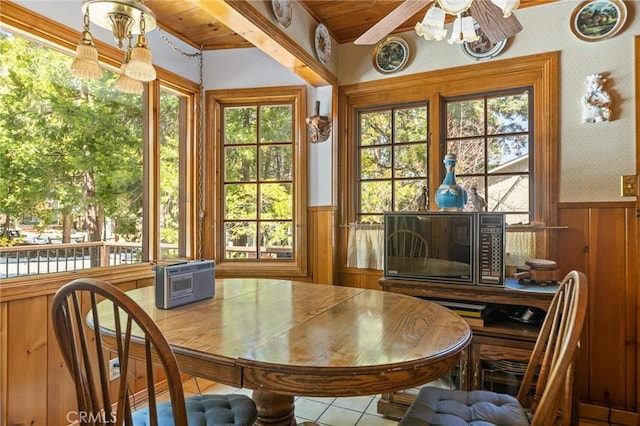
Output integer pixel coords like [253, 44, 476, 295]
[346, 223, 384, 270]
[505, 231, 536, 268]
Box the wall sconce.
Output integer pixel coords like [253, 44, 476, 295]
[306, 101, 331, 143]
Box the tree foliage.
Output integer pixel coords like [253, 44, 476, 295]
[358, 105, 428, 223]
[0, 30, 144, 242]
[222, 104, 293, 258]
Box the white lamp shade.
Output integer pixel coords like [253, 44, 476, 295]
[448, 16, 479, 44]
[491, 0, 520, 17]
[415, 6, 447, 41]
[71, 58, 103, 80]
[115, 63, 143, 94]
[71, 40, 103, 79]
[70, 31, 103, 79]
[125, 35, 156, 82]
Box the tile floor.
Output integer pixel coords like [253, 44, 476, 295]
[182, 378, 398, 426]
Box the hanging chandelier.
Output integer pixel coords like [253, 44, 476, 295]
[415, 0, 519, 44]
[70, 0, 157, 93]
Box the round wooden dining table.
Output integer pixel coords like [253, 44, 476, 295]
[109, 278, 472, 425]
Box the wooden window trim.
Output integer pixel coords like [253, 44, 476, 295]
[0, 2, 200, 270]
[204, 86, 308, 277]
[338, 52, 559, 270]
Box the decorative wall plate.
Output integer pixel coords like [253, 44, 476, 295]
[314, 23, 331, 64]
[373, 36, 409, 74]
[462, 24, 507, 61]
[570, 0, 627, 42]
[271, 0, 292, 28]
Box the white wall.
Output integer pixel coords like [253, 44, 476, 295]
[339, 0, 638, 203]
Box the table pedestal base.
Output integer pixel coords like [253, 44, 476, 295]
[253, 390, 297, 426]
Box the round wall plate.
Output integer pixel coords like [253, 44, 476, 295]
[462, 24, 507, 61]
[570, 0, 627, 42]
[373, 36, 409, 74]
[314, 23, 331, 64]
[271, 0, 292, 28]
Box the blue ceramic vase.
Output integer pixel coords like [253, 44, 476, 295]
[435, 153, 467, 211]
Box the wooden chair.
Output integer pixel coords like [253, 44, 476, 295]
[398, 270, 588, 426]
[51, 278, 258, 426]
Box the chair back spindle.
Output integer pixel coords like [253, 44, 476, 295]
[398, 270, 587, 426]
[52, 278, 189, 425]
[518, 270, 587, 425]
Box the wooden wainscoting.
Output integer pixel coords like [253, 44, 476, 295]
[0, 265, 155, 426]
[309, 206, 336, 285]
[557, 202, 637, 415]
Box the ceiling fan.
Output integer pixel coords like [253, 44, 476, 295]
[354, 0, 522, 45]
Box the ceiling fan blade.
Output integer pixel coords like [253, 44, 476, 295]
[354, 0, 430, 45]
[470, 0, 522, 43]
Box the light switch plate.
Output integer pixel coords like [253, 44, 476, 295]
[621, 175, 638, 197]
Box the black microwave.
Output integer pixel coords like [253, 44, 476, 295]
[383, 211, 505, 286]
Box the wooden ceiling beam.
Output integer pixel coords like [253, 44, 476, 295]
[196, 0, 337, 87]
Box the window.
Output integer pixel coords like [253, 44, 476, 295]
[357, 104, 428, 223]
[339, 53, 559, 268]
[222, 104, 294, 260]
[0, 5, 198, 278]
[443, 89, 532, 224]
[204, 87, 307, 277]
[159, 87, 193, 260]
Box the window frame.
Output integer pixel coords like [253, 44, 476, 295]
[442, 87, 534, 222]
[204, 86, 308, 277]
[339, 53, 559, 270]
[0, 2, 200, 274]
[355, 102, 430, 223]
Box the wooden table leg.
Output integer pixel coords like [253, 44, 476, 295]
[252, 390, 297, 426]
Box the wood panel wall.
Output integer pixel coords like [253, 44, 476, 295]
[309, 206, 336, 285]
[0, 265, 155, 426]
[557, 202, 637, 414]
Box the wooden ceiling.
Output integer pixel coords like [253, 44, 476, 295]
[145, 0, 555, 51]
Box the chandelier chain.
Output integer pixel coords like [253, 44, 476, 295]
[197, 45, 204, 260]
[158, 28, 202, 58]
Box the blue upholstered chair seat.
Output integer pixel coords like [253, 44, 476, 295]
[398, 387, 530, 426]
[132, 394, 258, 426]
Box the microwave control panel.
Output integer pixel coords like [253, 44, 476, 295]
[477, 213, 505, 286]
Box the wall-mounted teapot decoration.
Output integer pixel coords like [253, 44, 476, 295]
[582, 73, 611, 123]
[306, 100, 331, 143]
